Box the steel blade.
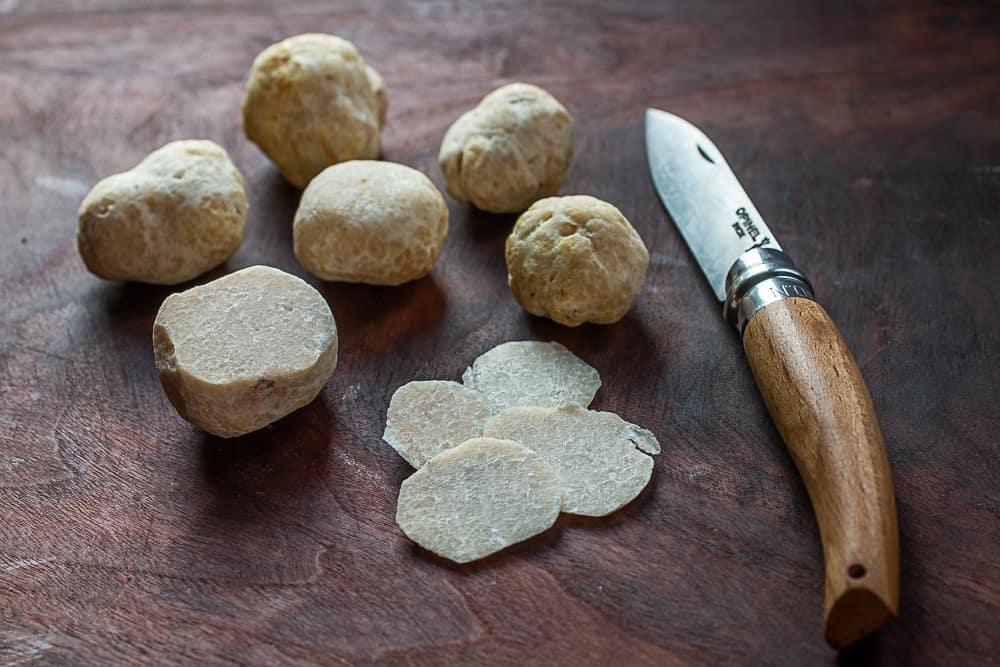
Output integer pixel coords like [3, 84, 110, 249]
[645, 108, 781, 301]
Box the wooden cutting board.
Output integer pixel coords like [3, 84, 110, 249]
[2, 1, 998, 664]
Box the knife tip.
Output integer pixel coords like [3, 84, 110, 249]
[645, 108, 669, 134]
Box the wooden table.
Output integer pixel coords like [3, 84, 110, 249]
[2, 1, 998, 664]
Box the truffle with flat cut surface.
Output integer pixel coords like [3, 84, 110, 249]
[152, 265, 338, 437]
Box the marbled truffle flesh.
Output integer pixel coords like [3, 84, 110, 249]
[152, 265, 338, 437]
[439, 82, 573, 213]
[383, 380, 493, 468]
[242, 33, 381, 188]
[484, 404, 660, 517]
[77, 140, 247, 285]
[293, 160, 448, 285]
[461, 340, 601, 413]
[506, 195, 650, 326]
[395, 437, 562, 563]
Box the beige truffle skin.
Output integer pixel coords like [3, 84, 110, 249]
[293, 160, 448, 285]
[438, 82, 573, 213]
[242, 33, 380, 188]
[506, 195, 650, 326]
[152, 266, 338, 438]
[365, 65, 388, 129]
[77, 140, 247, 285]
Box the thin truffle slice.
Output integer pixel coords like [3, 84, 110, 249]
[484, 404, 660, 517]
[153, 265, 338, 438]
[383, 380, 492, 468]
[461, 341, 600, 413]
[396, 437, 562, 563]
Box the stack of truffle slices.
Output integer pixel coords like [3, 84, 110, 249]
[384, 341, 661, 564]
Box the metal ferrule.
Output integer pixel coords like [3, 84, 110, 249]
[724, 247, 815, 334]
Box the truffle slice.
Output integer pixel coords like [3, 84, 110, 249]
[396, 437, 562, 563]
[484, 404, 659, 516]
[383, 380, 492, 468]
[462, 341, 600, 413]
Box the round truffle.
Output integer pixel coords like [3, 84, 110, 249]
[505, 195, 650, 326]
[242, 33, 381, 189]
[438, 82, 573, 214]
[77, 139, 247, 285]
[293, 160, 449, 285]
[152, 265, 339, 438]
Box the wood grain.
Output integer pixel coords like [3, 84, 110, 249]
[1, 1, 999, 665]
[743, 297, 899, 649]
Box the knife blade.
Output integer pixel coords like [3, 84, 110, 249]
[645, 108, 782, 301]
[646, 108, 900, 649]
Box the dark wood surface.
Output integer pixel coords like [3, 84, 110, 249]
[1, 1, 998, 665]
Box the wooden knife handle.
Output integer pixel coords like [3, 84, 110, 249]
[743, 297, 899, 649]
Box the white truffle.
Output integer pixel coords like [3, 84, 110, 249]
[242, 33, 380, 188]
[439, 82, 573, 213]
[395, 437, 562, 563]
[293, 160, 448, 285]
[77, 140, 247, 285]
[461, 340, 601, 413]
[484, 404, 660, 517]
[506, 195, 650, 326]
[383, 380, 492, 468]
[152, 265, 338, 438]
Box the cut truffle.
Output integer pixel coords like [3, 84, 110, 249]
[461, 341, 600, 413]
[396, 437, 562, 563]
[383, 380, 492, 468]
[484, 404, 659, 516]
[152, 265, 338, 437]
